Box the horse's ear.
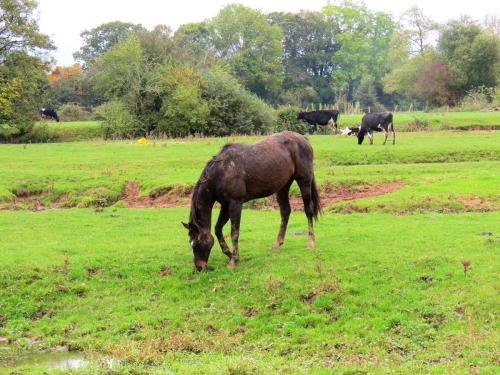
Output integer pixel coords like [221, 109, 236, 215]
[181, 222, 190, 230]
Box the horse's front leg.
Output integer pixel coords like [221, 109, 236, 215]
[215, 205, 232, 259]
[227, 200, 243, 268]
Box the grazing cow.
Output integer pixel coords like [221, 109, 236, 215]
[297, 110, 340, 133]
[340, 127, 360, 136]
[357, 112, 395, 145]
[39, 108, 59, 122]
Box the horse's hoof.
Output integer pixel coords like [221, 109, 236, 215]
[271, 241, 282, 250]
[307, 240, 315, 249]
[227, 260, 236, 269]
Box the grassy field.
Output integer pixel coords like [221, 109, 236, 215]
[1, 131, 498, 212]
[0, 129, 499, 373]
[32, 111, 500, 142]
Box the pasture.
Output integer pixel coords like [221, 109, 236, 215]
[0, 130, 499, 374]
[31, 111, 500, 142]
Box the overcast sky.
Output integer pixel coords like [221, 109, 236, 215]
[37, 0, 499, 65]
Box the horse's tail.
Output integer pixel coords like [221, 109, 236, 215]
[311, 176, 321, 221]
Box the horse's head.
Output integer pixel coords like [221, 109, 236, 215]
[182, 221, 214, 271]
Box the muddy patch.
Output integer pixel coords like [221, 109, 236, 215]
[122, 181, 192, 208]
[267, 181, 404, 211]
[1, 350, 118, 371]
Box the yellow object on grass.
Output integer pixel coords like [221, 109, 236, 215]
[137, 137, 148, 145]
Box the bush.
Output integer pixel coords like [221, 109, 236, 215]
[274, 106, 309, 134]
[58, 104, 94, 121]
[460, 87, 495, 111]
[152, 66, 275, 137]
[201, 68, 275, 136]
[96, 101, 144, 139]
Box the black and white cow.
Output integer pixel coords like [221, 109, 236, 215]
[297, 110, 340, 133]
[357, 112, 395, 145]
[39, 108, 59, 122]
[340, 126, 360, 136]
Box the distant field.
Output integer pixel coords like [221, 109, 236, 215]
[33, 111, 500, 142]
[0, 132, 498, 211]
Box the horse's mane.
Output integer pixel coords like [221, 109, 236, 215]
[190, 145, 235, 227]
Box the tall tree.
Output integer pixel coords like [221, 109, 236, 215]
[210, 4, 284, 101]
[439, 18, 500, 97]
[400, 6, 438, 55]
[176, 5, 283, 101]
[73, 21, 145, 66]
[323, 1, 395, 100]
[0, 0, 53, 61]
[269, 11, 339, 105]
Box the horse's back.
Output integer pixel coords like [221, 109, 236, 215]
[211, 132, 312, 200]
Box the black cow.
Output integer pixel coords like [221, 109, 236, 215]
[39, 108, 59, 122]
[357, 112, 395, 145]
[297, 110, 340, 133]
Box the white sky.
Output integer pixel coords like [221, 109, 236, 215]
[37, 0, 499, 65]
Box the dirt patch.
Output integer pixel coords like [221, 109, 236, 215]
[122, 181, 193, 208]
[269, 181, 404, 211]
[443, 125, 500, 131]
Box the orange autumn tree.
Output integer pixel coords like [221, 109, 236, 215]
[47, 63, 85, 104]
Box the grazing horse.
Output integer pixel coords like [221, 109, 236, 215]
[182, 131, 321, 271]
[297, 110, 340, 133]
[357, 112, 395, 145]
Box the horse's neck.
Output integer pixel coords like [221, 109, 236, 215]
[191, 180, 215, 230]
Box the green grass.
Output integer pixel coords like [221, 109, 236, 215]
[30, 111, 500, 142]
[1, 132, 498, 211]
[35, 120, 102, 141]
[0, 209, 499, 373]
[338, 111, 500, 130]
[0, 128, 499, 373]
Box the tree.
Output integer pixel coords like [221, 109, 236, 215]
[412, 62, 452, 106]
[269, 11, 339, 105]
[0, 51, 49, 136]
[137, 24, 174, 64]
[73, 21, 145, 66]
[210, 4, 284, 101]
[400, 6, 438, 55]
[47, 63, 85, 105]
[0, 0, 54, 61]
[323, 1, 395, 100]
[383, 50, 452, 107]
[439, 19, 500, 97]
[92, 34, 144, 103]
[176, 5, 284, 101]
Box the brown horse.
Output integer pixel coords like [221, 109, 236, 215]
[182, 131, 321, 271]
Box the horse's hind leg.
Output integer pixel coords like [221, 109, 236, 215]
[215, 205, 232, 259]
[296, 177, 316, 249]
[227, 200, 243, 268]
[390, 123, 396, 145]
[272, 180, 293, 250]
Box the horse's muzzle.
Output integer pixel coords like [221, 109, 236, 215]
[195, 259, 208, 271]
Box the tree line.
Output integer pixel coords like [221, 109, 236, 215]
[1, 0, 499, 140]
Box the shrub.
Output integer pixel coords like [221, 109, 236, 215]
[96, 101, 144, 139]
[201, 68, 275, 136]
[460, 87, 494, 111]
[274, 106, 309, 134]
[58, 104, 93, 121]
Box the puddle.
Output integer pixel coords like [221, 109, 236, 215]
[1, 350, 117, 370]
